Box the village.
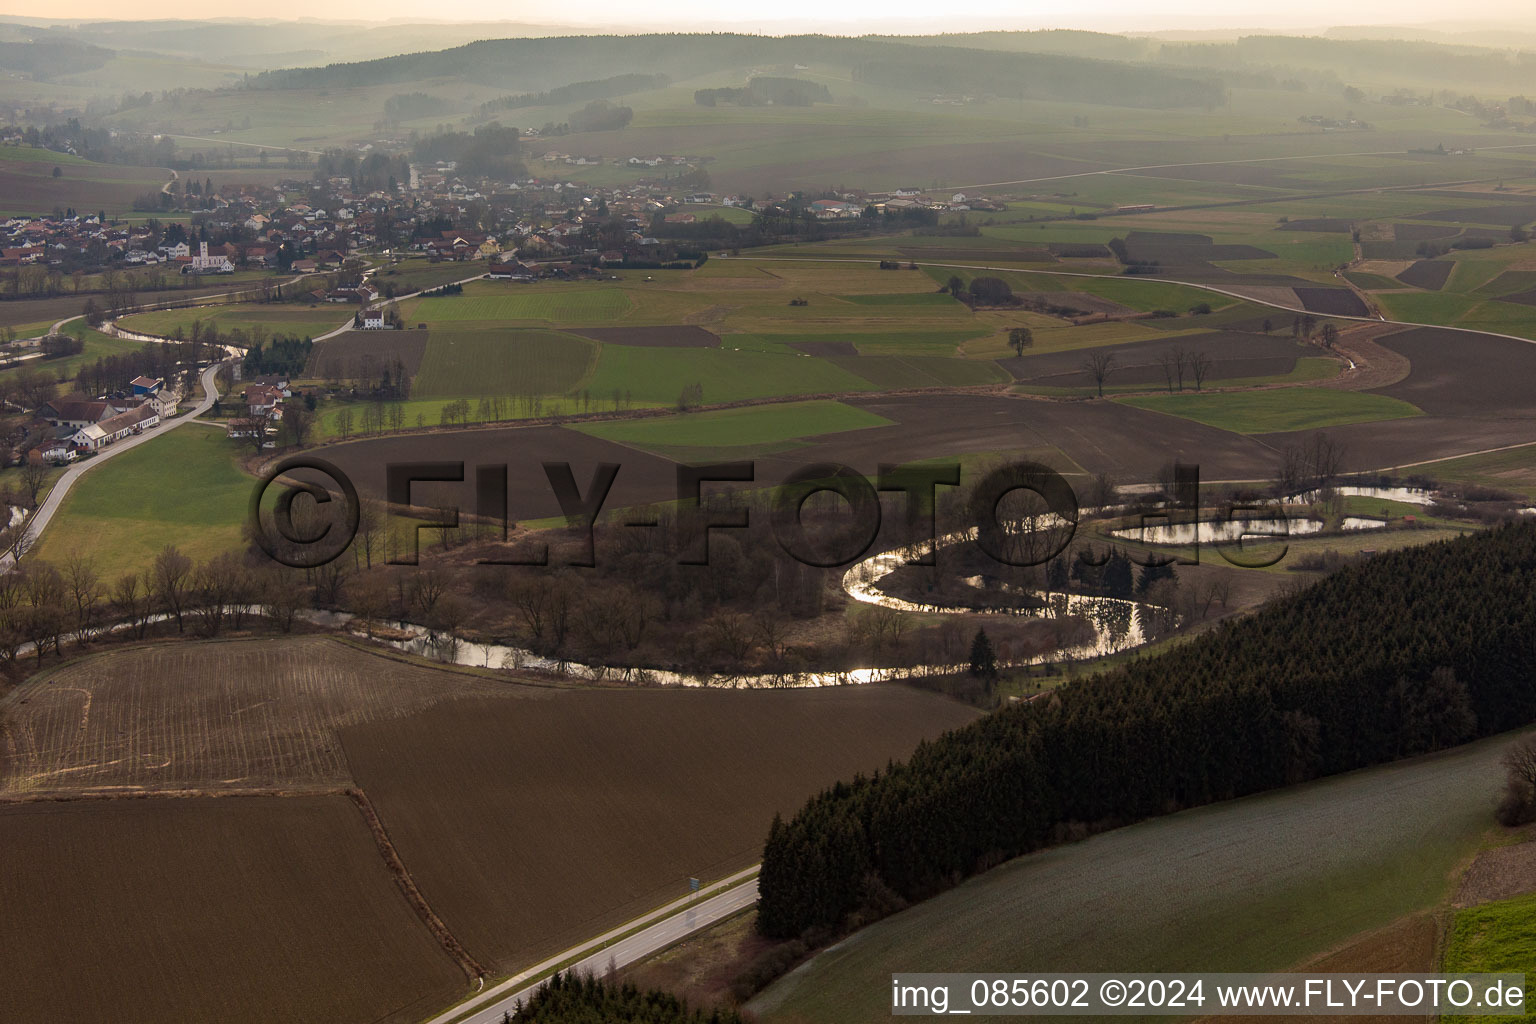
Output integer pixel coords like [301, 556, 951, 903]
[0, 144, 1010, 287]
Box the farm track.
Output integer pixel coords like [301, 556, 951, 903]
[346, 786, 488, 983]
[1319, 327, 1415, 392]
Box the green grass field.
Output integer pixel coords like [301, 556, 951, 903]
[406, 283, 631, 325]
[583, 345, 876, 406]
[1, 324, 144, 391]
[370, 260, 486, 297]
[1441, 891, 1536, 1024]
[30, 425, 251, 578]
[117, 303, 347, 342]
[751, 732, 1518, 1024]
[834, 293, 962, 307]
[575, 399, 892, 451]
[412, 329, 598, 398]
[1410, 444, 1536, 499]
[1118, 388, 1423, 434]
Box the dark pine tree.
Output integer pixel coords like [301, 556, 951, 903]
[969, 629, 998, 680]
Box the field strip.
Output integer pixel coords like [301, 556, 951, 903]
[1370, 438, 1536, 474]
[346, 787, 487, 982]
[0, 785, 350, 804]
[945, 141, 1536, 191]
[425, 866, 761, 1024]
[728, 251, 1536, 343]
[726, 254, 1536, 348]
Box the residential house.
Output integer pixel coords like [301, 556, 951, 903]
[243, 384, 284, 420]
[35, 439, 77, 464]
[226, 417, 271, 441]
[245, 374, 292, 396]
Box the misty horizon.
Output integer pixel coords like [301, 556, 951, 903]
[4, 8, 1536, 38]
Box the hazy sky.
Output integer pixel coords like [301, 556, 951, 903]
[3, 0, 1536, 31]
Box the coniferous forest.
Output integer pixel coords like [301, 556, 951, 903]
[757, 521, 1536, 938]
[509, 972, 744, 1023]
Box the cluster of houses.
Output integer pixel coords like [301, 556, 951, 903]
[227, 376, 289, 442]
[33, 376, 174, 461]
[533, 152, 704, 171]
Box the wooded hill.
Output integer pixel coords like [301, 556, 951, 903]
[252, 34, 1226, 110]
[758, 520, 1536, 938]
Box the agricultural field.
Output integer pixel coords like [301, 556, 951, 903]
[575, 399, 893, 456]
[582, 344, 876, 405]
[412, 329, 599, 398]
[0, 150, 171, 216]
[0, 796, 465, 1024]
[29, 424, 252, 578]
[404, 281, 632, 324]
[117, 301, 349, 341]
[1, 631, 981, 1002]
[339, 682, 980, 972]
[0, 637, 519, 796]
[750, 731, 1519, 1024]
[372, 259, 488, 297]
[1118, 388, 1424, 434]
[305, 328, 429, 380]
[1411, 444, 1536, 499]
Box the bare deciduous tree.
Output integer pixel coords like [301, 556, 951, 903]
[1189, 350, 1212, 391]
[63, 554, 102, 646]
[152, 545, 193, 632]
[19, 452, 50, 508]
[1080, 351, 1117, 397]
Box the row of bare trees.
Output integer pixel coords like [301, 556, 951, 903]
[1078, 348, 1214, 398]
[0, 546, 318, 666]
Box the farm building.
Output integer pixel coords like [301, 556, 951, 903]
[70, 404, 159, 451]
[38, 395, 115, 429]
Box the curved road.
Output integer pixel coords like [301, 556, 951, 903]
[8, 359, 228, 564]
[424, 870, 759, 1024]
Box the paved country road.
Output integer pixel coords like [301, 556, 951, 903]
[423, 869, 759, 1024]
[7, 359, 228, 564]
[313, 270, 492, 341]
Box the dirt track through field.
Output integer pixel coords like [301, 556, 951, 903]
[1319, 325, 1414, 392]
